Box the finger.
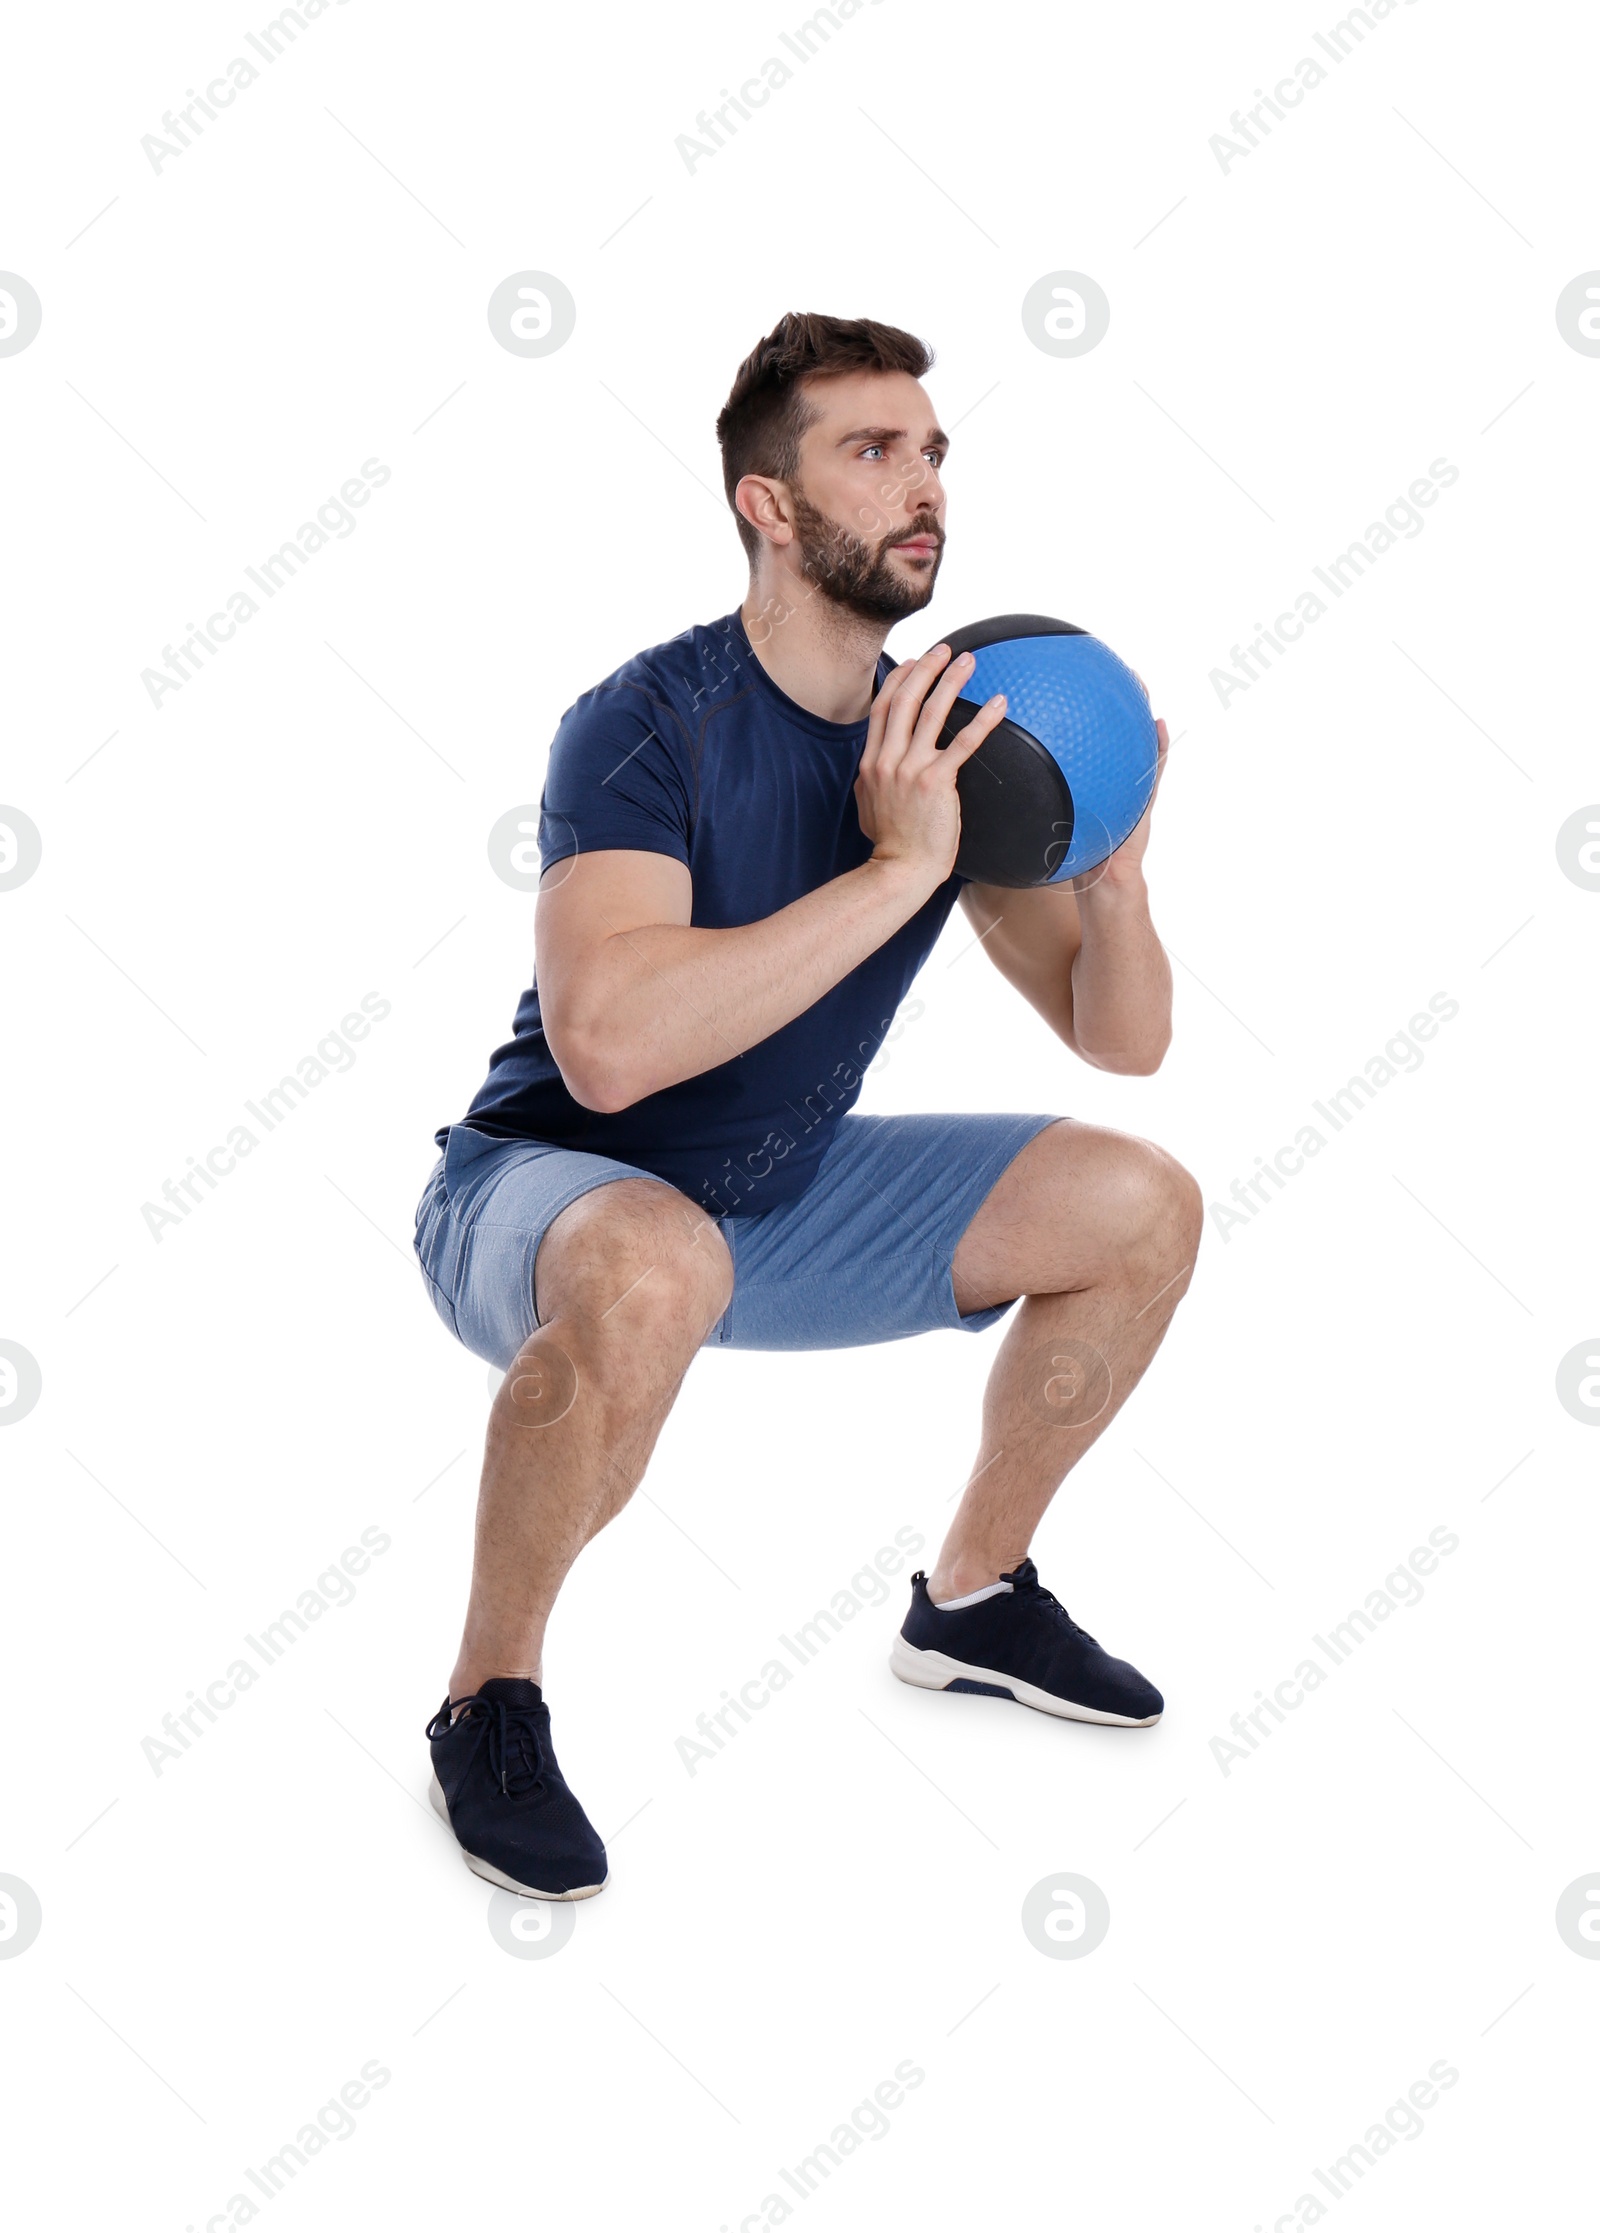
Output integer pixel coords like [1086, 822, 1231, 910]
[880, 642, 957, 772]
[935, 693, 1007, 773]
[902, 646, 980, 764]
[1132, 668, 1150, 702]
[859, 660, 916, 776]
[879, 643, 954, 772]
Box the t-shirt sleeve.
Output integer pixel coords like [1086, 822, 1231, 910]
[537, 683, 694, 872]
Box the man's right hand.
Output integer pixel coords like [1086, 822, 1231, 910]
[854, 643, 1008, 887]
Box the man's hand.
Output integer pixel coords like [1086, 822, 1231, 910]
[958, 677, 1174, 1074]
[1074, 695, 1169, 894]
[854, 643, 1008, 887]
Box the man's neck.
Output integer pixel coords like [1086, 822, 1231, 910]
[738, 578, 889, 725]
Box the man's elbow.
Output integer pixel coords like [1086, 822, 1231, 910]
[1120, 1028, 1172, 1076]
[1117, 1042, 1169, 1077]
[564, 1066, 635, 1115]
[1074, 1029, 1171, 1076]
[547, 1020, 638, 1114]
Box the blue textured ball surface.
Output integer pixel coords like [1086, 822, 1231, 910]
[936, 618, 1159, 885]
[961, 631, 1158, 880]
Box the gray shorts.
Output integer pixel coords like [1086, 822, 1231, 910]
[413, 1110, 1061, 1367]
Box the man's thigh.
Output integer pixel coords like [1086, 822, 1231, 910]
[414, 1123, 700, 1371]
[950, 1116, 1200, 1310]
[707, 1110, 1062, 1352]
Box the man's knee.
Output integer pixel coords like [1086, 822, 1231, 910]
[534, 1178, 734, 1341]
[1040, 1128, 1199, 1273]
[1118, 1139, 1203, 1263]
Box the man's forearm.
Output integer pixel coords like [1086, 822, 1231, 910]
[1069, 876, 1173, 1073]
[567, 856, 938, 1110]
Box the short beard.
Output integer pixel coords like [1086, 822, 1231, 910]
[789, 486, 943, 625]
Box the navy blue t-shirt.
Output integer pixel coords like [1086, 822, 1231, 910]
[440, 609, 966, 1216]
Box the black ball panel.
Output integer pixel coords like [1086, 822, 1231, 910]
[937, 699, 1075, 888]
[942, 613, 1087, 659]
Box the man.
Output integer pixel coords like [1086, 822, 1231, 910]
[414, 312, 1200, 1901]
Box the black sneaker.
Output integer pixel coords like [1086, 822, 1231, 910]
[890, 1559, 1163, 1726]
[425, 1677, 607, 1899]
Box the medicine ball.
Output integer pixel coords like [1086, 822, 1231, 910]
[935, 615, 1159, 886]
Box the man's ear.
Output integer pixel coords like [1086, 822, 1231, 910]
[735, 473, 794, 549]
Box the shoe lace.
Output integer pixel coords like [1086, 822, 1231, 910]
[452, 1691, 549, 1800]
[1033, 1583, 1097, 1646]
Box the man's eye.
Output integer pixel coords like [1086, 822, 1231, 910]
[862, 445, 884, 460]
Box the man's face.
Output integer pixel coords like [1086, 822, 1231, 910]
[783, 369, 948, 624]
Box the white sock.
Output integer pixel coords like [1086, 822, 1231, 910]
[927, 1579, 1014, 1611]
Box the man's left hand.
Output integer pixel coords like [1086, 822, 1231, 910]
[1075, 705, 1169, 894]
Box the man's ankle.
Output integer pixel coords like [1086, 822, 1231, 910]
[925, 1557, 1023, 1606]
[447, 1662, 543, 1713]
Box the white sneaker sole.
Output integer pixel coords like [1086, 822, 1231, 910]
[889, 1636, 1162, 1727]
[428, 1772, 606, 1901]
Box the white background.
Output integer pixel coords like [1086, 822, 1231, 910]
[3, 0, 1596, 2226]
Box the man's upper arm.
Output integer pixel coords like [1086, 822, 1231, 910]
[957, 879, 1083, 1048]
[535, 848, 694, 1092]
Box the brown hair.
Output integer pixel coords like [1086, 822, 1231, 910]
[715, 312, 934, 564]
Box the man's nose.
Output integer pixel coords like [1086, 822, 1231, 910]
[898, 456, 938, 502]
